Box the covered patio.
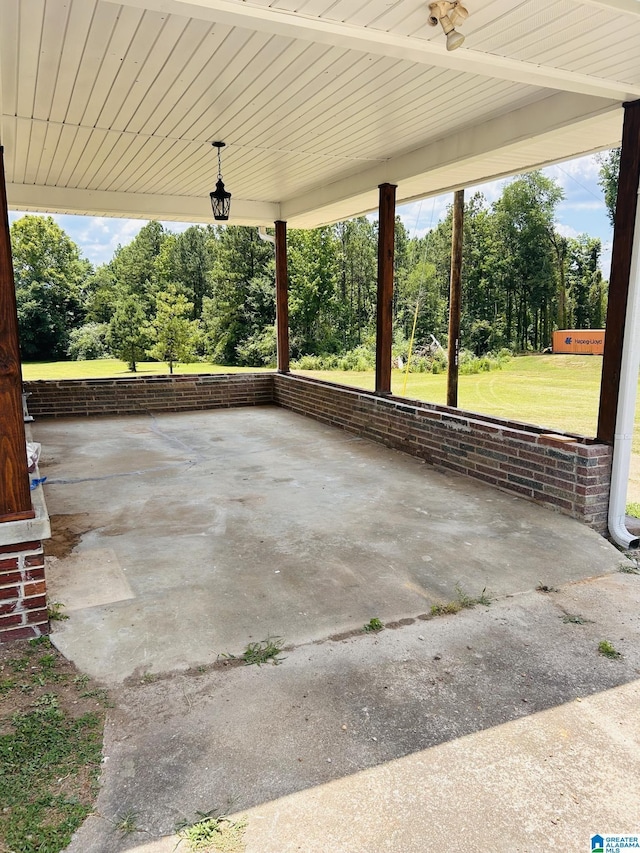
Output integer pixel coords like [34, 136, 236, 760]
[37, 406, 624, 682]
[2, 3, 640, 849]
[1, 0, 640, 643]
[33, 405, 640, 853]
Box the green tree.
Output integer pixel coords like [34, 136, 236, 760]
[202, 227, 274, 364]
[107, 295, 149, 372]
[392, 216, 410, 328]
[492, 172, 563, 350]
[157, 226, 215, 319]
[236, 326, 277, 367]
[549, 232, 568, 330]
[67, 322, 109, 360]
[566, 235, 602, 328]
[597, 148, 620, 226]
[401, 205, 457, 351]
[83, 264, 118, 323]
[334, 217, 377, 348]
[589, 270, 607, 329]
[11, 215, 91, 359]
[148, 285, 198, 374]
[110, 221, 167, 315]
[456, 193, 507, 349]
[400, 258, 445, 347]
[288, 226, 339, 356]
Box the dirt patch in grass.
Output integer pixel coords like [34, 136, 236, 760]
[0, 636, 109, 852]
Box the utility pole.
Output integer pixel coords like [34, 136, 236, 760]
[447, 189, 464, 408]
[375, 183, 397, 395]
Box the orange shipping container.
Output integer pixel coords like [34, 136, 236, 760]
[552, 329, 605, 355]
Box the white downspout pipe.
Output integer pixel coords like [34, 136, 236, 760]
[608, 184, 640, 550]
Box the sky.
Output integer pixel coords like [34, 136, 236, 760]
[395, 153, 614, 274]
[7, 152, 614, 275]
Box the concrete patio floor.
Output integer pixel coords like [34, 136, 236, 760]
[33, 407, 640, 852]
[37, 407, 622, 684]
[65, 579, 640, 853]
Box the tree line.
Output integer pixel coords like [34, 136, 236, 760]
[11, 160, 618, 372]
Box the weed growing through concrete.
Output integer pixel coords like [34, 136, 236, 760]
[363, 617, 384, 632]
[430, 600, 462, 616]
[431, 585, 491, 616]
[562, 614, 593, 624]
[454, 584, 477, 608]
[598, 640, 622, 659]
[536, 583, 559, 593]
[242, 637, 284, 666]
[619, 562, 640, 574]
[115, 810, 139, 834]
[472, 586, 491, 606]
[179, 815, 247, 852]
[47, 599, 69, 621]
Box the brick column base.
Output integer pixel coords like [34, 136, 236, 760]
[0, 539, 49, 642]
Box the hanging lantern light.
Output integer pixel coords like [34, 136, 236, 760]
[210, 141, 231, 221]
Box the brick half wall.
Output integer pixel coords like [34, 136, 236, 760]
[23, 372, 612, 533]
[24, 373, 274, 418]
[0, 540, 48, 643]
[274, 374, 612, 534]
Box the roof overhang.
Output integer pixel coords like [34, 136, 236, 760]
[1, 0, 638, 227]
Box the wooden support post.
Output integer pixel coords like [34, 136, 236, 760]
[275, 220, 290, 374]
[0, 146, 34, 522]
[447, 189, 464, 408]
[375, 183, 396, 395]
[597, 100, 640, 443]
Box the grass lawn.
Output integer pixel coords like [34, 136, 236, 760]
[21, 359, 268, 381]
[0, 636, 108, 852]
[298, 354, 640, 454]
[21, 354, 640, 452]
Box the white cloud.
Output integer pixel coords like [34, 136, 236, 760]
[558, 200, 605, 212]
[555, 223, 580, 239]
[544, 154, 602, 185]
[7, 212, 205, 267]
[80, 217, 112, 237]
[466, 177, 506, 204]
[601, 239, 613, 278]
[72, 218, 141, 265]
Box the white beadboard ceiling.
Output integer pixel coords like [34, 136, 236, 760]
[0, 0, 637, 227]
